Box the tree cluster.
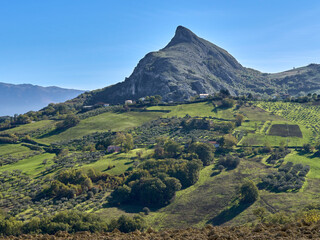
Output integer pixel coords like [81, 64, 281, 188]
[0, 210, 145, 236]
[259, 162, 310, 192]
[110, 158, 202, 207]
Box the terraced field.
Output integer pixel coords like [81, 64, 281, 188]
[256, 101, 320, 142]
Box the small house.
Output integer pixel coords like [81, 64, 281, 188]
[125, 100, 133, 105]
[199, 94, 209, 99]
[107, 145, 121, 153]
[103, 103, 110, 107]
[209, 141, 220, 148]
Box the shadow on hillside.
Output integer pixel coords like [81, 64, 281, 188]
[207, 202, 252, 226]
[102, 203, 161, 214]
[38, 128, 67, 139]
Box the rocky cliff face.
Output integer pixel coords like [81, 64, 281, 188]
[84, 26, 320, 104]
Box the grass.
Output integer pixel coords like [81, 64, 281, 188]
[256, 101, 320, 142]
[148, 102, 237, 119]
[37, 111, 164, 144]
[2, 120, 54, 135]
[0, 144, 31, 156]
[82, 148, 153, 175]
[147, 159, 269, 228]
[284, 151, 320, 179]
[0, 152, 55, 175]
[238, 120, 312, 147]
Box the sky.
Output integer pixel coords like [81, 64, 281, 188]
[0, 0, 320, 90]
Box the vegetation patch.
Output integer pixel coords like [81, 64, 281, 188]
[268, 124, 302, 138]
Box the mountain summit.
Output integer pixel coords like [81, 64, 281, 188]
[164, 26, 203, 48]
[84, 26, 320, 104]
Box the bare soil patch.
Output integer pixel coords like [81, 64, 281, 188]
[268, 124, 302, 138]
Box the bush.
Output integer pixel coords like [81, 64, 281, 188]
[240, 180, 259, 204]
[109, 185, 131, 204]
[108, 215, 145, 233]
[56, 114, 80, 130]
[221, 98, 235, 108]
[218, 155, 240, 170]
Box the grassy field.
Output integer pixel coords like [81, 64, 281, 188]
[0, 144, 31, 156]
[0, 152, 55, 175]
[3, 120, 54, 135]
[284, 151, 320, 179]
[238, 120, 312, 147]
[82, 148, 153, 175]
[146, 159, 271, 228]
[37, 111, 164, 144]
[148, 102, 237, 119]
[256, 101, 320, 142]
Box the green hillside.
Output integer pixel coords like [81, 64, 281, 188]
[1, 98, 320, 236]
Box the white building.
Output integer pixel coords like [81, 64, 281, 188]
[125, 100, 133, 105]
[199, 94, 209, 99]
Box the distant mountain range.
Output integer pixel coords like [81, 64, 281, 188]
[81, 26, 320, 105]
[0, 82, 83, 116]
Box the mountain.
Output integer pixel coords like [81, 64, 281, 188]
[0, 82, 84, 116]
[83, 26, 320, 105]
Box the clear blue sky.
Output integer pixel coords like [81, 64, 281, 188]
[1, 0, 320, 90]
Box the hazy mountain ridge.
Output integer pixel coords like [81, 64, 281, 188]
[83, 26, 320, 105]
[0, 82, 84, 116]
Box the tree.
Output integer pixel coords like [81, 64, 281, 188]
[190, 142, 215, 166]
[221, 98, 235, 108]
[303, 143, 312, 153]
[164, 139, 182, 158]
[253, 207, 267, 222]
[115, 133, 134, 152]
[16, 114, 31, 124]
[108, 215, 145, 233]
[109, 185, 131, 204]
[115, 132, 126, 148]
[219, 134, 238, 150]
[123, 133, 134, 152]
[235, 114, 244, 126]
[56, 114, 80, 130]
[240, 180, 259, 204]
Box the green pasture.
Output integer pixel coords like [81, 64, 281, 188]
[0, 153, 55, 175]
[284, 151, 320, 179]
[82, 148, 153, 176]
[2, 120, 54, 135]
[148, 102, 236, 119]
[238, 120, 312, 147]
[37, 111, 164, 144]
[0, 144, 31, 156]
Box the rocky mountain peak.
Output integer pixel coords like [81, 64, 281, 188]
[165, 25, 200, 48]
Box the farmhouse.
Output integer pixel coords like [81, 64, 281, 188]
[94, 102, 109, 107]
[107, 145, 121, 153]
[125, 100, 133, 105]
[199, 94, 209, 99]
[209, 141, 220, 148]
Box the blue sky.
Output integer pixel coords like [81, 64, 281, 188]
[0, 0, 320, 90]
